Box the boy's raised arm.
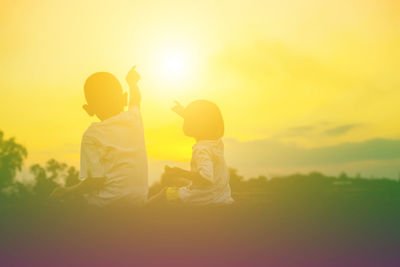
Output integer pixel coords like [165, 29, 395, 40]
[126, 66, 141, 107]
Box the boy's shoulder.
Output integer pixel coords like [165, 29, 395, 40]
[82, 107, 143, 143]
[81, 125, 98, 145]
[103, 106, 142, 125]
[88, 107, 141, 130]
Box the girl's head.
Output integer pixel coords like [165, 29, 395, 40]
[182, 100, 224, 141]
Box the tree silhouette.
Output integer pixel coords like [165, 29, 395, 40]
[65, 166, 80, 187]
[0, 131, 27, 189]
[46, 159, 67, 180]
[31, 159, 71, 198]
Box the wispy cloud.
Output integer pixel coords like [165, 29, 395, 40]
[278, 122, 360, 139]
[323, 124, 359, 136]
[224, 138, 400, 178]
[282, 125, 316, 137]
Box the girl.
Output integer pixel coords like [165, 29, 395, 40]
[161, 100, 233, 205]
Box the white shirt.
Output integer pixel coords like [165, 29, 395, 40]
[179, 139, 234, 205]
[80, 106, 148, 206]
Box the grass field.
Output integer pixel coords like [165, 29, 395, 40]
[2, 171, 400, 266]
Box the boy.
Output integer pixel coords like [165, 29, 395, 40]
[51, 67, 148, 206]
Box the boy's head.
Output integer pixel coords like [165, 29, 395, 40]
[182, 100, 224, 141]
[83, 72, 127, 121]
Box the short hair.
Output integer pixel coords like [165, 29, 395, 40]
[84, 72, 123, 107]
[183, 100, 224, 140]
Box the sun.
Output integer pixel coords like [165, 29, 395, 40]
[159, 51, 188, 82]
[150, 42, 200, 89]
[142, 39, 204, 97]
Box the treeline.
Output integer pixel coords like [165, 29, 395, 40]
[2, 130, 400, 207]
[0, 158, 80, 205]
[0, 131, 80, 206]
[228, 169, 400, 204]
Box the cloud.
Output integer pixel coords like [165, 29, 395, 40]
[226, 138, 400, 166]
[282, 125, 316, 137]
[323, 124, 359, 136]
[224, 138, 400, 178]
[281, 122, 360, 138]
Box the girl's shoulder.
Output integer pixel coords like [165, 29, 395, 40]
[193, 139, 224, 157]
[193, 139, 222, 149]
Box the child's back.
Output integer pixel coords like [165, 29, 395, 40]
[78, 68, 147, 206]
[81, 105, 148, 206]
[179, 139, 233, 204]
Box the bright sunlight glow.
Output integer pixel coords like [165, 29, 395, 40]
[151, 43, 199, 89]
[143, 38, 204, 98]
[160, 52, 187, 83]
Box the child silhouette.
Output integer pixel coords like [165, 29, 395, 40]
[51, 67, 148, 206]
[160, 100, 234, 205]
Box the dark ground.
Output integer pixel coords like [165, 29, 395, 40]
[2, 176, 400, 267]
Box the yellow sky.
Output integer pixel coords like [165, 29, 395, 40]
[1, 0, 399, 180]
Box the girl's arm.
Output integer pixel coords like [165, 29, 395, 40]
[164, 166, 213, 187]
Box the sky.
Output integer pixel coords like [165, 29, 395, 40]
[1, 0, 399, 183]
